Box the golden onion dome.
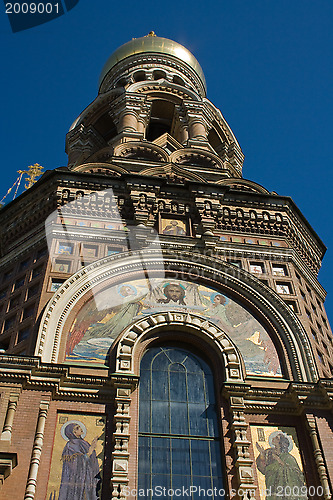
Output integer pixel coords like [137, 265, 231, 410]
[99, 33, 206, 91]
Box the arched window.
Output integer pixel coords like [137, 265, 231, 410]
[138, 345, 225, 498]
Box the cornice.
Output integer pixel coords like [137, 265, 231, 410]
[0, 355, 331, 413]
[0, 355, 133, 400]
[242, 380, 333, 414]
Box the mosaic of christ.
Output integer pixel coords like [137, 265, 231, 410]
[64, 279, 282, 376]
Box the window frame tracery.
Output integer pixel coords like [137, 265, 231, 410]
[137, 343, 227, 499]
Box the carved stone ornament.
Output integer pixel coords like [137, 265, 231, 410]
[114, 311, 244, 382]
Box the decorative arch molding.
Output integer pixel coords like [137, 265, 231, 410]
[72, 161, 128, 175]
[113, 141, 169, 162]
[127, 81, 201, 103]
[216, 177, 270, 194]
[140, 163, 206, 183]
[203, 98, 240, 145]
[68, 89, 124, 132]
[35, 249, 317, 382]
[79, 151, 115, 166]
[170, 147, 225, 170]
[114, 311, 245, 383]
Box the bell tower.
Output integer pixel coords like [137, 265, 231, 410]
[66, 32, 244, 181]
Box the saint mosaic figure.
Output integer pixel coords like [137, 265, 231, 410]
[162, 219, 186, 235]
[204, 293, 234, 335]
[156, 283, 187, 304]
[256, 430, 306, 500]
[57, 421, 101, 500]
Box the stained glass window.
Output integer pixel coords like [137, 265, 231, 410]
[138, 346, 225, 499]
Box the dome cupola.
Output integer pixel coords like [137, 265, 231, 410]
[98, 32, 207, 97]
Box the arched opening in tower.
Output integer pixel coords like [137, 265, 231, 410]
[93, 112, 118, 142]
[146, 100, 175, 142]
[208, 123, 228, 153]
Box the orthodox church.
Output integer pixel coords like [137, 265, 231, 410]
[0, 33, 333, 500]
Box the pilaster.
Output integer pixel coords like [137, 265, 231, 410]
[306, 414, 332, 500]
[111, 383, 135, 500]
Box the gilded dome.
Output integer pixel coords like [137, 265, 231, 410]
[99, 33, 206, 91]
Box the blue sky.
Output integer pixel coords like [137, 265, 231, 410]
[1, 0, 333, 321]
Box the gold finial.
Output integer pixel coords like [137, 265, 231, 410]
[146, 31, 156, 37]
[18, 163, 44, 190]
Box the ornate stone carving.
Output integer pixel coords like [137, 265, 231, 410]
[228, 397, 256, 500]
[115, 311, 244, 383]
[111, 382, 136, 500]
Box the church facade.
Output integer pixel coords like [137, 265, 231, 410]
[0, 34, 333, 500]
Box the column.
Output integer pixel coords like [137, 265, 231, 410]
[306, 414, 331, 500]
[189, 118, 207, 140]
[1, 393, 20, 441]
[119, 111, 138, 132]
[24, 400, 49, 500]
